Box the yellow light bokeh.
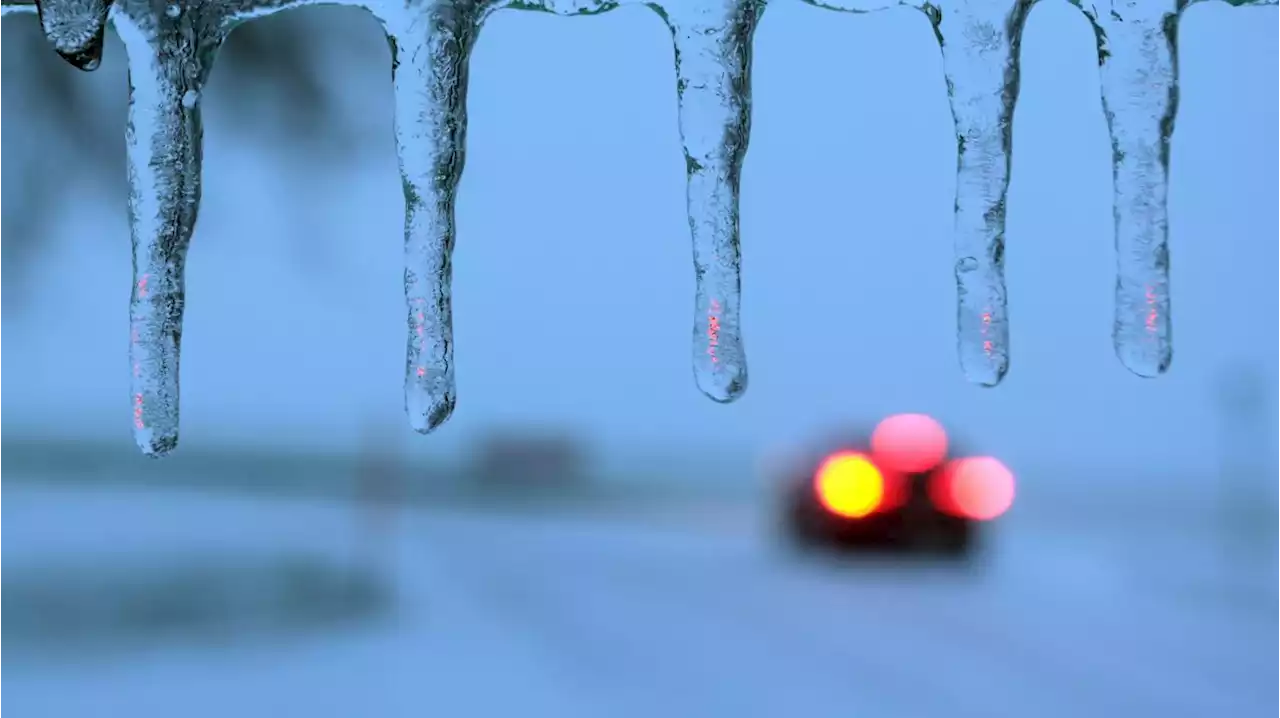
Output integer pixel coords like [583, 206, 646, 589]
[815, 452, 884, 519]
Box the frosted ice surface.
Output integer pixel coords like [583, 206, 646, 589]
[3, 0, 1274, 455]
[388, 2, 475, 434]
[1075, 0, 1181, 378]
[115, 1, 220, 456]
[34, 0, 112, 69]
[669, 1, 759, 404]
[927, 0, 1029, 387]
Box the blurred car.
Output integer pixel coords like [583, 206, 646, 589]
[765, 414, 1016, 559]
[469, 430, 587, 491]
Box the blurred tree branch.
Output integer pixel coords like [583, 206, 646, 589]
[1, 8, 378, 293]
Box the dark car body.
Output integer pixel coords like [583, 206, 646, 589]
[469, 430, 587, 490]
[770, 420, 1012, 559]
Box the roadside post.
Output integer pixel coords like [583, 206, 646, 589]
[354, 424, 406, 585]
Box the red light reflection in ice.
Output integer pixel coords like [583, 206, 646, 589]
[707, 298, 722, 366]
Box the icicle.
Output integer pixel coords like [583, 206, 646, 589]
[1, 0, 1274, 455]
[34, 0, 112, 70]
[1078, 0, 1179, 377]
[114, 5, 221, 456]
[928, 0, 1032, 388]
[659, 0, 761, 404]
[380, 1, 481, 434]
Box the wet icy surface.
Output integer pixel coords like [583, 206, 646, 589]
[2, 0, 1275, 454]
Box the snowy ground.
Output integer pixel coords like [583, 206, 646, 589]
[4, 483, 1276, 718]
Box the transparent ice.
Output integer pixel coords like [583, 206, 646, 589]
[2, 0, 1274, 456]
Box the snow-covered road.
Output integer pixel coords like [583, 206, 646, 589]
[4, 486, 1275, 718]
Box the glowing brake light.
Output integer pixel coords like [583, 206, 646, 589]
[871, 413, 949, 474]
[814, 452, 885, 519]
[930, 457, 1016, 521]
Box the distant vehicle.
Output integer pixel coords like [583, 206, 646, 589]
[766, 414, 1015, 559]
[469, 430, 587, 490]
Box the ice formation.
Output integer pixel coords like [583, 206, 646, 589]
[33, 0, 112, 68]
[2, 0, 1273, 456]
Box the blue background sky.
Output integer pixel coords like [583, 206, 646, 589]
[2, 1, 1276, 481]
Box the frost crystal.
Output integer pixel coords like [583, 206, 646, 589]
[34, 0, 112, 69]
[2, 0, 1273, 456]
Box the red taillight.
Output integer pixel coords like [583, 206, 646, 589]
[929, 457, 1016, 521]
[814, 452, 885, 519]
[871, 413, 949, 474]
